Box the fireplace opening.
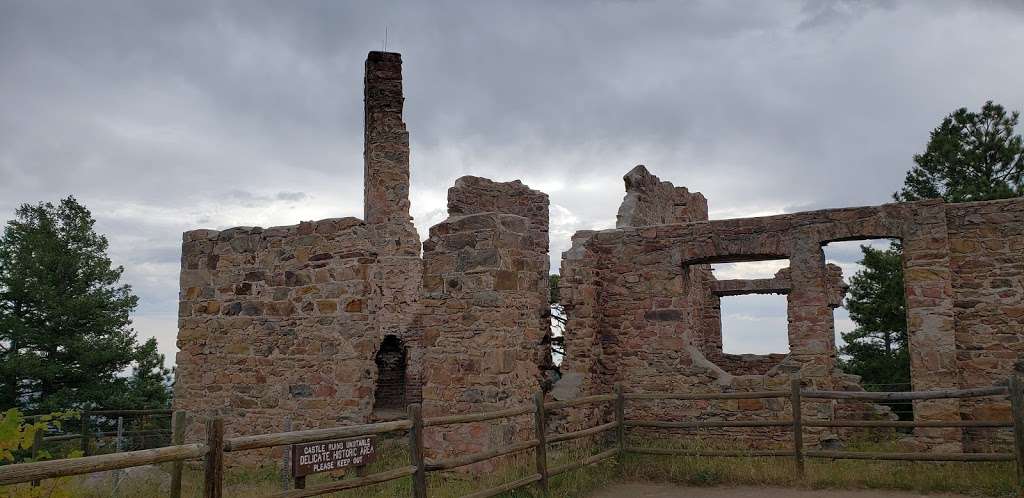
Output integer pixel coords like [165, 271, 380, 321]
[373, 335, 407, 417]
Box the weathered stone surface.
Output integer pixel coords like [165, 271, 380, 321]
[616, 165, 708, 228]
[447, 175, 550, 255]
[174, 52, 425, 455]
[558, 167, 1024, 452]
[420, 181, 551, 468]
[364, 51, 411, 226]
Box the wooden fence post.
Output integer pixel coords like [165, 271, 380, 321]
[533, 391, 549, 496]
[169, 410, 187, 498]
[615, 385, 625, 453]
[79, 411, 90, 457]
[116, 416, 125, 453]
[408, 404, 427, 498]
[1009, 372, 1024, 493]
[790, 376, 804, 478]
[280, 417, 292, 491]
[113, 416, 124, 490]
[30, 428, 43, 486]
[203, 418, 224, 498]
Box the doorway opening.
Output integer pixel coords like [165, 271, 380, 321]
[824, 238, 911, 421]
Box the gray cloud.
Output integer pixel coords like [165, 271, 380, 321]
[2, 0, 1022, 363]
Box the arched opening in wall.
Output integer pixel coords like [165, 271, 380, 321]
[709, 259, 790, 376]
[823, 238, 912, 421]
[373, 335, 407, 418]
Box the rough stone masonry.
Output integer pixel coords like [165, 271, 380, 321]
[174, 51, 1024, 461]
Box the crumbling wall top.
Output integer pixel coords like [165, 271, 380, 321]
[448, 176, 548, 224]
[447, 175, 550, 251]
[616, 165, 708, 228]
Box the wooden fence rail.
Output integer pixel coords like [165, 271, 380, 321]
[43, 429, 172, 442]
[3, 409, 191, 497]
[2, 376, 1022, 497]
[21, 409, 174, 422]
[625, 374, 1022, 488]
[0, 442, 206, 486]
[801, 386, 1008, 400]
[624, 390, 788, 401]
[222, 419, 413, 452]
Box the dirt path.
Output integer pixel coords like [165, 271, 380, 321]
[588, 483, 973, 498]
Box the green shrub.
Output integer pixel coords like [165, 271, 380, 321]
[0, 408, 82, 498]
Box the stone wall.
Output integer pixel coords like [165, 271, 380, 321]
[562, 199, 956, 386]
[946, 198, 1024, 450]
[558, 168, 1024, 450]
[173, 51, 560, 463]
[174, 51, 425, 455]
[948, 198, 1024, 389]
[174, 218, 417, 449]
[447, 176, 550, 246]
[446, 176, 553, 361]
[419, 179, 550, 463]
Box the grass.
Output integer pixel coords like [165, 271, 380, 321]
[2, 435, 1017, 497]
[621, 436, 1018, 497]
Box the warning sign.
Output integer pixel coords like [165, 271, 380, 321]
[290, 436, 376, 477]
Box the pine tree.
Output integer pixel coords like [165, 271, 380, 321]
[841, 101, 1024, 399]
[0, 197, 170, 413]
[896, 101, 1024, 202]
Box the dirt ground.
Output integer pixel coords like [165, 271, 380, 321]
[587, 483, 973, 498]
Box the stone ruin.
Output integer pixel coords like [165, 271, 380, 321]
[559, 167, 1024, 452]
[174, 51, 1024, 460]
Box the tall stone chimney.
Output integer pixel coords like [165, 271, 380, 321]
[364, 51, 412, 225]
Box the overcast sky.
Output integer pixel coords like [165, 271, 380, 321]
[2, 1, 1023, 366]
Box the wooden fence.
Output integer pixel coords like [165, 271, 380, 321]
[625, 380, 1017, 476]
[2, 377, 1022, 497]
[9, 409, 189, 496]
[36, 409, 176, 455]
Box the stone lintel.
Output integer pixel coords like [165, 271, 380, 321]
[711, 277, 790, 296]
